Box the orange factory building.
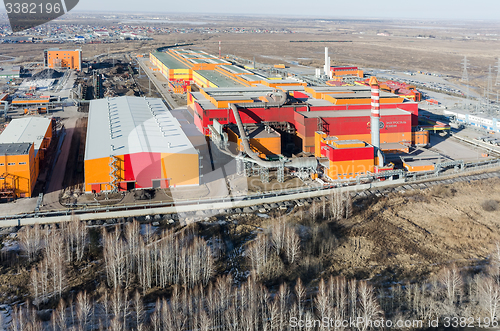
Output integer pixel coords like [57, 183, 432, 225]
[314, 132, 376, 180]
[330, 66, 364, 78]
[44, 48, 82, 71]
[0, 117, 53, 198]
[84, 96, 199, 193]
[149, 49, 306, 90]
[226, 124, 282, 159]
[0, 143, 37, 199]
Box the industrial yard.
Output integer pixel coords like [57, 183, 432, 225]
[0, 14, 498, 217]
[1, 9, 500, 331]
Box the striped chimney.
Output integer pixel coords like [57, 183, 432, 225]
[369, 76, 380, 151]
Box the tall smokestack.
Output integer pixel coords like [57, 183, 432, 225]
[369, 76, 383, 166]
[328, 57, 332, 79]
[324, 47, 329, 76]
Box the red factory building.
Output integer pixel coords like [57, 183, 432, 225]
[188, 85, 426, 154]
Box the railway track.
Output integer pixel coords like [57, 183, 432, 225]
[1, 164, 499, 227]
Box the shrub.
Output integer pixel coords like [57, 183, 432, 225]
[482, 200, 499, 212]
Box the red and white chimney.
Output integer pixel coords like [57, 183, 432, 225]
[369, 76, 380, 151]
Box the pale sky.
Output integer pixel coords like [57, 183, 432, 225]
[70, 0, 500, 20]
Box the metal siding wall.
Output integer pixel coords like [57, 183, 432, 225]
[327, 159, 374, 179]
[128, 152, 161, 189]
[329, 146, 374, 162]
[124, 154, 134, 181]
[193, 102, 205, 133]
[326, 116, 368, 135]
[161, 152, 199, 186]
[85, 156, 116, 193]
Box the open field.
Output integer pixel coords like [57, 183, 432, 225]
[2, 14, 500, 94]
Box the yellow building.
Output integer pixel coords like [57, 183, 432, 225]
[0, 117, 52, 198]
[0, 117, 53, 181]
[44, 48, 82, 71]
[0, 143, 37, 198]
[304, 86, 404, 105]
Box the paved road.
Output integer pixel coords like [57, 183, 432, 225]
[136, 57, 179, 109]
[40, 72, 86, 210]
[41, 117, 78, 210]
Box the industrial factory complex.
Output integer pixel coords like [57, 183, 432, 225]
[0, 44, 498, 210]
[141, 48, 435, 184]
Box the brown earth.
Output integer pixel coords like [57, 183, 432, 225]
[323, 178, 500, 283]
[2, 17, 500, 94]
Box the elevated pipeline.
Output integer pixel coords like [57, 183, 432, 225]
[229, 97, 317, 170]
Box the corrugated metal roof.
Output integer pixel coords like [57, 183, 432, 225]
[195, 70, 243, 88]
[85, 97, 197, 161]
[0, 117, 51, 157]
[0, 142, 32, 155]
[203, 87, 274, 94]
[221, 65, 251, 75]
[46, 48, 81, 51]
[151, 51, 188, 70]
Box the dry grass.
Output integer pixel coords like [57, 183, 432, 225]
[328, 178, 500, 282]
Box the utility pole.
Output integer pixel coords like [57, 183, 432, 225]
[461, 56, 469, 83]
[461, 56, 470, 102]
[487, 64, 493, 100]
[495, 57, 500, 86]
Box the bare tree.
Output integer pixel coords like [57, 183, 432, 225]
[489, 242, 500, 278]
[439, 264, 463, 308]
[322, 197, 327, 220]
[310, 201, 318, 222]
[11, 302, 42, 331]
[270, 218, 286, 256]
[330, 190, 344, 221]
[295, 278, 306, 320]
[66, 215, 88, 262]
[45, 231, 66, 298]
[150, 299, 161, 331]
[358, 281, 382, 331]
[477, 275, 500, 322]
[247, 233, 270, 276]
[110, 288, 128, 329]
[55, 299, 67, 331]
[284, 227, 301, 264]
[133, 290, 145, 331]
[76, 291, 92, 329]
[315, 278, 329, 320]
[103, 226, 126, 288]
[18, 223, 42, 262]
[348, 278, 357, 321]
